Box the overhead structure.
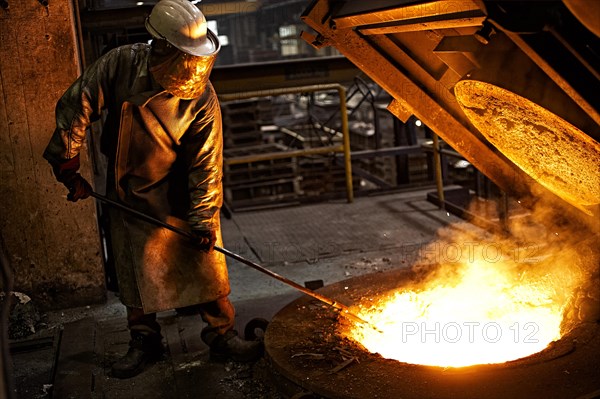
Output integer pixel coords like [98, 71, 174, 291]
[301, 0, 600, 230]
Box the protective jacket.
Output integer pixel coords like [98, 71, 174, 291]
[43, 43, 230, 313]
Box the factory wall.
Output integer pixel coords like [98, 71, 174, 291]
[0, 0, 105, 309]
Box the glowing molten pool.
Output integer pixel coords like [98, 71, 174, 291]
[344, 235, 584, 368]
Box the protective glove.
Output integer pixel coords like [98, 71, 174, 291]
[65, 175, 93, 202]
[192, 229, 217, 252]
[51, 155, 93, 202]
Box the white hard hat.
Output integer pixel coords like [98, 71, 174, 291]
[145, 0, 220, 57]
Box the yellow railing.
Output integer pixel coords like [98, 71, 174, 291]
[219, 83, 353, 203]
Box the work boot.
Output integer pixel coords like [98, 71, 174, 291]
[202, 329, 263, 362]
[111, 332, 164, 379]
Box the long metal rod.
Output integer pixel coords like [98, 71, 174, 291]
[215, 245, 373, 328]
[91, 192, 191, 236]
[90, 192, 377, 330]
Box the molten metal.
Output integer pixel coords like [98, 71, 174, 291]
[344, 234, 585, 368]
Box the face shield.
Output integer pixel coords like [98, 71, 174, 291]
[149, 39, 218, 100]
[145, 0, 220, 99]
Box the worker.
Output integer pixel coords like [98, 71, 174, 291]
[43, 0, 262, 379]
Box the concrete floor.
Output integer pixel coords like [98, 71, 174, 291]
[10, 187, 473, 399]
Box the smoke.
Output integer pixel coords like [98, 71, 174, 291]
[408, 193, 600, 334]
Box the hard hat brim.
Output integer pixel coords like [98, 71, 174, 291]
[179, 29, 220, 57]
[146, 18, 220, 57]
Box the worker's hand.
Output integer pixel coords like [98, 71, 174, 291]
[51, 155, 93, 202]
[192, 229, 216, 252]
[66, 174, 93, 202]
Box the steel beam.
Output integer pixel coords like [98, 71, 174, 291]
[499, 26, 600, 127]
[358, 13, 486, 35]
[80, 2, 260, 31]
[211, 56, 360, 95]
[332, 0, 483, 30]
[302, 1, 535, 201]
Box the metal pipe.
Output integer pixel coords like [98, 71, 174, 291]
[337, 85, 354, 203]
[420, 142, 464, 158]
[349, 145, 421, 159]
[432, 133, 445, 210]
[0, 234, 16, 399]
[219, 83, 342, 102]
[225, 145, 343, 165]
[219, 83, 354, 203]
[499, 191, 509, 232]
[90, 192, 377, 331]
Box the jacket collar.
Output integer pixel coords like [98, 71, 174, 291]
[128, 48, 170, 107]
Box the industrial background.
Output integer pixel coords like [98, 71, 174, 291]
[1, 0, 599, 398]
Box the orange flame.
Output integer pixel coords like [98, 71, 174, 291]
[343, 227, 587, 368]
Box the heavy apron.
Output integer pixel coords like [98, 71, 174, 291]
[108, 97, 229, 314]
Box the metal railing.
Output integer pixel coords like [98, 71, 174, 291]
[219, 83, 354, 203]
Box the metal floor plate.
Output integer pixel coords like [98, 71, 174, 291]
[228, 188, 458, 265]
